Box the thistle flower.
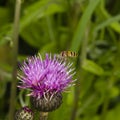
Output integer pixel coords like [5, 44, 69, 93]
[18, 53, 76, 111]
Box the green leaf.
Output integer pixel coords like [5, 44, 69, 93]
[0, 0, 65, 46]
[0, 24, 13, 46]
[20, 0, 65, 47]
[99, 0, 120, 33]
[20, 20, 50, 48]
[70, 0, 100, 51]
[82, 59, 104, 75]
[20, 0, 65, 31]
[94, 15, 120, 35]
[109, 86, 119, 98]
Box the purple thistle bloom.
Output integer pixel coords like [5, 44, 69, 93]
[18, 54, 76, 99]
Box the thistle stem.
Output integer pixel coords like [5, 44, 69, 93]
[40, 112, 48, 120]
[8, 0, 21, 120]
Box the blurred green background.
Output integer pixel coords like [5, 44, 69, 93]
[0, 0, 120, 120]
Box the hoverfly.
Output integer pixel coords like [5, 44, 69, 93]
[60, 51, 78, 58]
[56, 51, 78, 62]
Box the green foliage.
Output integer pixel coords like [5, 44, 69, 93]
[20, 0, 65, 30]
[0, 0, 120, 120]
[82, 59, 104, 75]
[94, 15, 120, 36]
[70, 0, 100, 51]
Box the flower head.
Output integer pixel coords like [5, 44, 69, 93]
[18, 54, 75, 99]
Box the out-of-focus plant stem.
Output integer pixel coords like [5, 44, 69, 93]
[8, 0, 21, 120]
[46, 16, 55, 41]
[0, 69, 12, 80]
[70, 26, 90, 120]
[100, 52, 119, 120]
[100, 74, 114, 120]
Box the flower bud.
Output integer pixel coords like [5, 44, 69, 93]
[15, 106, 33, 120]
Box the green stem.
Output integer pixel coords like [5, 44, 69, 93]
[100, 95, 109, 120]
[8, 0, 21, 120]
[33, 111, 48, 120]
[70, 26, 90, 120]
[40, 112, 48, 120]
[100, 69, 116, 120]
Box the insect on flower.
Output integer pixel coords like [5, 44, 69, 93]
[60, 51, 78, 58]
